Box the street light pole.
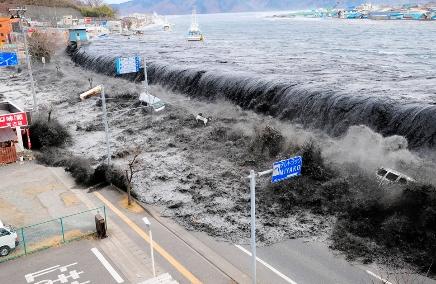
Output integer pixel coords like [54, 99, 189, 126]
[142, 217, 156, 277]
[142, 57, 149, 95]
[100, 85, 111, 166]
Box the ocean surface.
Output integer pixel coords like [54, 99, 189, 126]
[75, 12, 436, 148]
[88, 12, 436, 102]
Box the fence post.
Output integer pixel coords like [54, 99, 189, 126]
[21, 228, 27, 255]
[60, 218, 65, 243]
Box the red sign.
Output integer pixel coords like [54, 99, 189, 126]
[0, 112, 28, 128]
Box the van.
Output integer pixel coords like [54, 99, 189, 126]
[0, 220, 19, 256]
[139, 92, 165, 112]
[376, 167, 415, 185]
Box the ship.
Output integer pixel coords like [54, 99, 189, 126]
[187, 8, 204, 41]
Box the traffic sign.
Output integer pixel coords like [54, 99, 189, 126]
[272, 156, 302, 183]
[115, 56, 141, 75]
[0, 52, 18, 67]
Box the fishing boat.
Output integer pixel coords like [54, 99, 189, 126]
[187, 8, 204, 41]
[163, 17, 172, 31]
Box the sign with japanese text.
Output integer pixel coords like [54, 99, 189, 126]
[0, 112, 28, 128]
[272, 156, 302, 183]
[0, 52, 18, 67]
[115, 56, 141, 75]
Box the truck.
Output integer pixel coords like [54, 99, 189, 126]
[0, 220, 19, 256]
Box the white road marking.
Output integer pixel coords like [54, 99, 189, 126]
[91, 248, 124, 283]
[366, 270, 393, 284]
[235, 244, 298, 284]
[25, 263, 78, 283]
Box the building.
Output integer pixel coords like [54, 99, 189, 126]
[0, 17, 12, 45]
[0, 101, 31, 164]
[0, 127, 17, 164]
[106, 20, 122, 34]
[68, 28, 88, 42]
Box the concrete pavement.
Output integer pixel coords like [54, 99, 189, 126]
[0, 240, 126, 284]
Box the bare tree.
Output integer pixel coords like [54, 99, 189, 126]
[86, 0, 103, 7]
[125, 148, 143, 206]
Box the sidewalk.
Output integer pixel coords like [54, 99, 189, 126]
[73, 188, 163, 283]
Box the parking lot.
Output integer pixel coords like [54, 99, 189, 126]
[0, 162, 89, 228]
[0, 240, 126, 284]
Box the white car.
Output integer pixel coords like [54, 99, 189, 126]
[376, 167, 415, 185]
[139, 93, 165, 112]
[0, 220, 19, 256]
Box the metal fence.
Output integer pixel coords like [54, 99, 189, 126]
[1, 206, 106, 262]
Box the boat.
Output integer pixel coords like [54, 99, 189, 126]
[187, 8, 204, 41]
[163, 17, 172, 31]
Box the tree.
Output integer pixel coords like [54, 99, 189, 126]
[124, 148, 143, 206]
[86, 0, 103, 7]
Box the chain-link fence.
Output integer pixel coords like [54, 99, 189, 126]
[1, 206, 106, 262]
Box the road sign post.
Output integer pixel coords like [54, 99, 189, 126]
[247, 156, 302, 284]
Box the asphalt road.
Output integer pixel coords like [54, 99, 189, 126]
[95, 187, 436, 284]
[0, 240, 126, 284]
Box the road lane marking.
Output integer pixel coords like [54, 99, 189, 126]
[94, 191, 202, 284]
[234, 244, 298, 284]
[91, 247, 124, 283]
[25, 262, 89, 284]
[366, 270, 393, 284]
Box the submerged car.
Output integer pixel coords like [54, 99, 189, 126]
[376, 167, 415, 185]
[139, 92, 165, 112]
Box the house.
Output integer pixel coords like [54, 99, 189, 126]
[106, 20, 122, 34]
[0, 17, 12, 45]
[0, 127, 17, 164]
[0, 101, 31, 153]
[68, 28, 88, 43]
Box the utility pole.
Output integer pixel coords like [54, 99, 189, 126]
[10, 7, 38, 111]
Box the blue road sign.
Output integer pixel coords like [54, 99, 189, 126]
[115, 56, 141, 75]
[272, 156, 302, 183]
[0, 52, 18, 67]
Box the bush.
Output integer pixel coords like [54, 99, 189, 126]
[299, 142, 334, 182]
[28, 31, 56, 63]
[79, 5, 116, 18]
[65, 157, 94, 186]
[30, 118, 70, 149]
[36, 148, 95, 186]
[249, 125, 284, 158]
[94, 164, 128, 192]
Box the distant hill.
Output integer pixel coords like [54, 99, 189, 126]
[112, 0, 432, 15]
[1, 0, 79, 9]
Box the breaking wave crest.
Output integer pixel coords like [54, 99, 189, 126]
[67, 45, 436, 149]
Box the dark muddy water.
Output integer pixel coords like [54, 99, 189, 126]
[75, 12, 436, 148]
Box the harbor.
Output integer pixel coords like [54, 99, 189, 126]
[271, 2, 436, 20]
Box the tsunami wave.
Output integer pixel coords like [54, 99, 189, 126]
[67, 44, 436, 149]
